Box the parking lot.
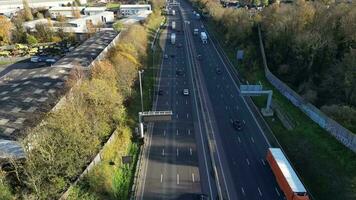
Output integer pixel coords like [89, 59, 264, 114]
[0, 30, 118, 142]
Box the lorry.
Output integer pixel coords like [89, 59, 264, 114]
[193, 28, 199, 35]
[196, 13, 200, 19]
[200, 32, 207, 44]
[266, 148, 310, 200]
[171, 33, 176, 45]
[172, 21, 176, 30]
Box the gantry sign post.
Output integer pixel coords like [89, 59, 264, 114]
[240, 84, 274, 116]
[138, 111, 173, 138]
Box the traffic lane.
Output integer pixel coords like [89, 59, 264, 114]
[191, 19, 286, 198]
[195, 40, 282, 199]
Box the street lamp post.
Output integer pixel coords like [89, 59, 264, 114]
[139, 70, 144, 113]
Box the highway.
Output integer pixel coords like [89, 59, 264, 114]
[135, 0, 286, 199]
[135, 4, 216, 199]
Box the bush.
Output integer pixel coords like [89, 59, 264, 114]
[26, 34, 37, 45]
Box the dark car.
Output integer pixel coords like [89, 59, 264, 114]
[176, 69, 183, 76]
[215, 67, 221, 74]
[231, 119, 246, 131]
[171, 54, 176, 58]
[158, 89, 164, 95]
[195, 194, 209, 200]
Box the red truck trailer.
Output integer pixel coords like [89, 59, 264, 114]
[266, 148, 310, 200]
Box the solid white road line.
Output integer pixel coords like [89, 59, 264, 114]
[188, 129, 191, 135]
[176, 129, 179, 135]
[163, 130, 166, 136]
[176, 148, 179, 156]
[161, 174, 163, 183]
[237, 136, 241, 143]
[251, 137, 255, 143]
[275, 187, 281, 196]
[177, 174, 180, 185]
[258, 187, 263, 196]
[190, 148, 192, 155]
[192, 173, 195, 182]
[246, 158, 250, 166]
[261, 159, 266, 166]
[187, 113, 189, 118]
[162, 148, 165, 156]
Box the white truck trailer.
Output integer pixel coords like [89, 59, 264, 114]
[200, 32, 207, 43]
[171, 33, 176, 44]
[172, 21, 176, 30]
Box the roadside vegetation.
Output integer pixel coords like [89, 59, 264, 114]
[190, 0, 356, 199]
[0, 1, 165, 199]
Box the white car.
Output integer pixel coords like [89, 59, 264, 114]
[183, 89, 189, 96]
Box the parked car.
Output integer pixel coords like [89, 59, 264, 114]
[183, 89, 189, 96]
[30, 56, 40, 63]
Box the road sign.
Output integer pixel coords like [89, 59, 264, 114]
[240, 84, 262, 92]
[139, 111, 173, 122]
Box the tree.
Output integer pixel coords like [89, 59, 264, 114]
[0, 16, 12, 45]
[34, 22, 54, 42]
[22, 0, 33, 21]
[11, 17, 27, 43]
[71, 5, 81, 19]
[26, 34, 38, 45]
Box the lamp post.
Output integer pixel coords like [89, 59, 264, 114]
[139, 70, 144, 113]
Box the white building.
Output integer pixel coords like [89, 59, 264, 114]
[119, 4, 151, 16]
[120, 10, 152, 25]
[59, 11, 115, 33]
[0, 0, 87, 17]
[49, 6, 85, 18]
[83, 7, 107, 16]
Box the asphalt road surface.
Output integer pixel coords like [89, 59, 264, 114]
[136, 0, 286, 199]
[135, 4, 218, 200]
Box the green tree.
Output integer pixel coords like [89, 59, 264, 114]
[26, 34, 38, 45]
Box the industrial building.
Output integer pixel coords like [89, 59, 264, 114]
[0, 0, 87, 17]
[119, 4, 151, 16]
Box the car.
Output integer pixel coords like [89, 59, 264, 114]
[164, 54, 168, 59]
[176, 69, 183, 76]
[215, 67, 221, 74]
[183, 89, 189, 96]
[170, 54, 175, 58]
[30, 56, 39, 63]
[197, 54, 202, 60]
[45, 58, 57, 64]
[158, 89, 164, 95]
[230, 119, 246, 131]
[195, 194, 209, 200]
